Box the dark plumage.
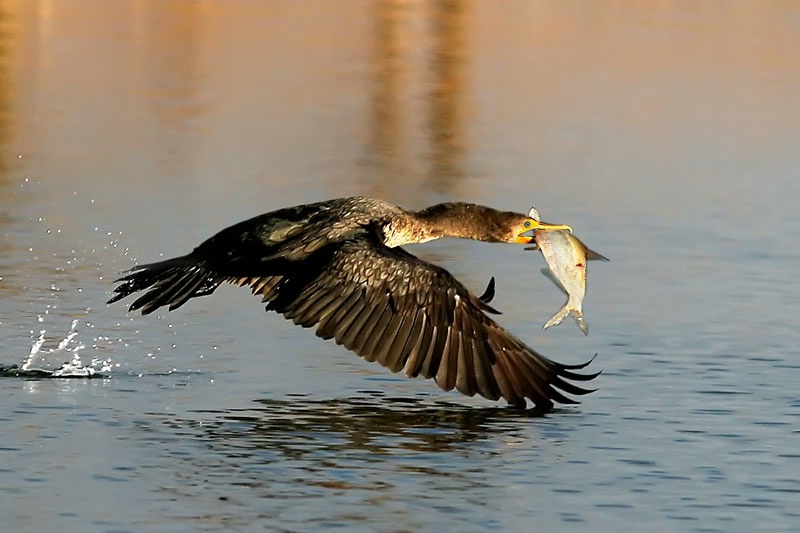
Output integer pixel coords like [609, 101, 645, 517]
[108, 196, 599, 409]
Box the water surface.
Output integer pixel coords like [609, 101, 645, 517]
[1, 1, 799, 531]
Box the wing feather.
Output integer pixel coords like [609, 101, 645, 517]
[317, 288, 360, 340]
[361, 305, 394, 360]
[403, 311, 431, 378]
[339, 303, 378, 349]
[383, 311, 417, 372]
[434, 326, 457, 391]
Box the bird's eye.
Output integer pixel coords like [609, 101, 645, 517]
[524, 221, 532, 228]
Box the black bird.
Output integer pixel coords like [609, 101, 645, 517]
[108, 197, 599, 408]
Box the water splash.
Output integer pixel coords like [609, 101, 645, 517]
[3, 319, 116, 378]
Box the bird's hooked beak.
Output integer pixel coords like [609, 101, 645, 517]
[514, 220, 573, 244]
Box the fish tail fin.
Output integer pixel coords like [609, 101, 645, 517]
[543, 305, 570, 330]
[544, 303, 589, 336]
[570, 309, 589, 336]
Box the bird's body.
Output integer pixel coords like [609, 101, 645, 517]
[109, 196, 598, 408]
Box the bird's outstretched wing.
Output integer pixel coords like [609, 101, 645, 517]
[229, 236, 598, 408]
[109, 228, 598, 408]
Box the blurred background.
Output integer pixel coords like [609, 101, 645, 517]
[1, 1, 798, 532]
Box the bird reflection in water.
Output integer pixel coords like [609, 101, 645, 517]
[175, 392, 555, 462]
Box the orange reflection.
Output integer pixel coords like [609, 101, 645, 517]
[427, 0, 468, 194]
[140, 0, 207, 132]
[138, 0, 208, 175]
[363, 0, 471, 204]
[0, 0, 12, 181]
[0, 0, 796, 210]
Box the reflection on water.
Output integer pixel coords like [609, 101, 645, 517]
[0, 6, 9, 166]
[193, 393, 547, 456]
[0, 0, 14, 187]
[141, 0, 208, 176]
[427, 0, 467, 192]
[139, 393, 560, 531]
[364, 0, 402, 185]
[364, 0, 469, 204]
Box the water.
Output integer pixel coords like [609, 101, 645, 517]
[1, 1, 799, 531]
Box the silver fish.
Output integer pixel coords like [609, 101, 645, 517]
[528, 207, 608, 335]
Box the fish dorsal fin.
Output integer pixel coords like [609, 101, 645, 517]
[586, 248, 610, 262]
[570, 234, 609, 262]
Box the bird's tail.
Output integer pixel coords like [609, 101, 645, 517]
[107, 255, 223, 315]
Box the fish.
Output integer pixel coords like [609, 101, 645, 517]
[528, 207, 608, 335]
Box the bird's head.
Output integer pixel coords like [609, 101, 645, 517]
[511, 217, 572, 244]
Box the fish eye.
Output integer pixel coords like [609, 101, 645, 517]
[524, 221, 532, 228]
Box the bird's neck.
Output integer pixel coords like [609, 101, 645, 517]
[382, 203, 505, 247]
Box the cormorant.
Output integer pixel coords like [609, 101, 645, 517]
[108, 197, 599, 408]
